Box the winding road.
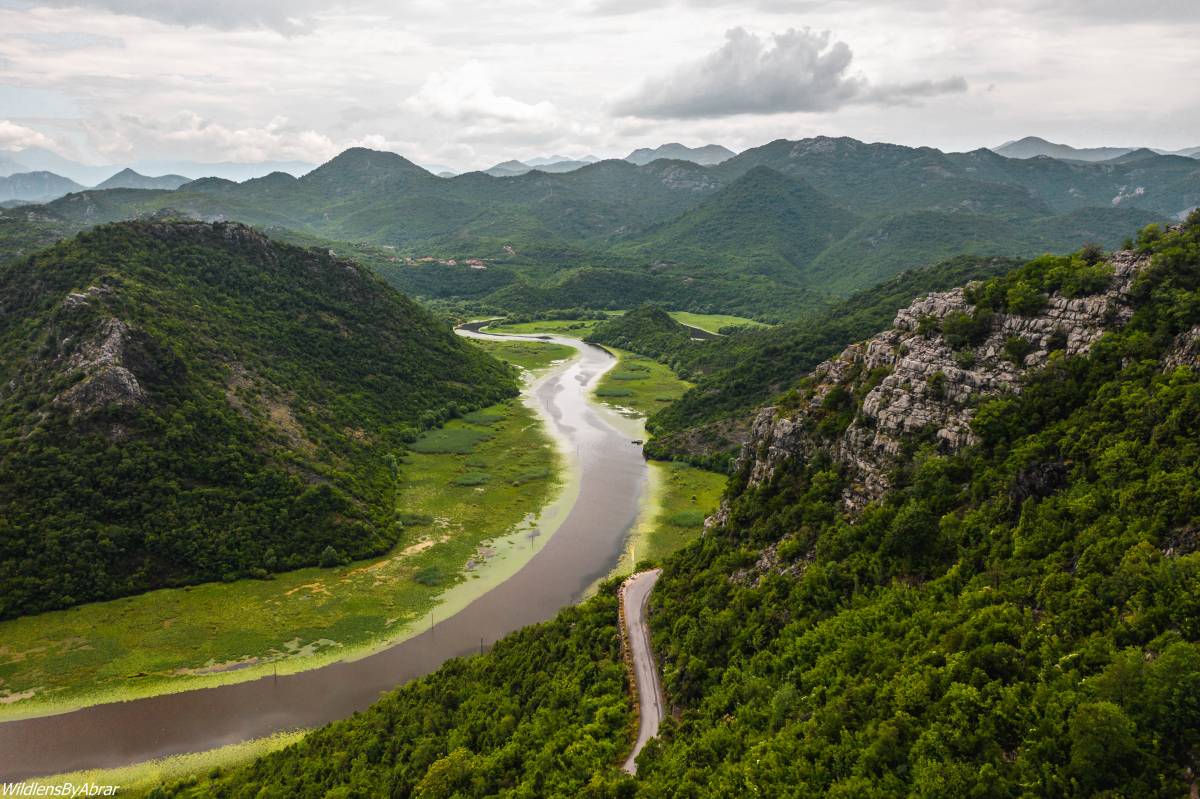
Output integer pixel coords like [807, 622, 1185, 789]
[621, 568, 665, 774]
[0, 325, 649, 781]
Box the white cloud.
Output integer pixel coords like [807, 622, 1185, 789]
[83, 113, 355, 163]
[612, 27, 965, 119]
[403, 62, 558, 127]
[0, 120, 60, 151]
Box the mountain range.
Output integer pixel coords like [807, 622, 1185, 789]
[3, 135, 1196, 317]
[994, 135, 1200, 162]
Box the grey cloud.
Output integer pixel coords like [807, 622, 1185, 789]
[612, 27, 965, 119]
[29, 0, 332, 34]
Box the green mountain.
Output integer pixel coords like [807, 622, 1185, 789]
[619, 166, 860, 282]
[0, 220, 516, 619]
[174, 215, 1200, 799]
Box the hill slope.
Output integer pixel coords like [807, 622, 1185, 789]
[94, 168, 190, 191]
[621, 166, 860, 282]
[0, 221, 516, 618]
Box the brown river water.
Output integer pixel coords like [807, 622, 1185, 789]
[0, 326, 648, 781]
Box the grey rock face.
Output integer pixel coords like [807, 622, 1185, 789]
[719, 249, 1151, 520]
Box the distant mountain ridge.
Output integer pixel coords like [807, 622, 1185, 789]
[0, 170, 84, 203]
[994, 135, 1200, 162]
[624, 142, 736, 166]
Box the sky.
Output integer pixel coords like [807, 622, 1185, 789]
[0, 0, 1198, 172]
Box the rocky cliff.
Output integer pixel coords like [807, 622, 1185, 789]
[715, 246, 1156, 524]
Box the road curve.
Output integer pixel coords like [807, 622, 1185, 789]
[621, 568, 665, 774]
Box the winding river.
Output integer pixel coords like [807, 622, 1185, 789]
[0, 327, 649, 781]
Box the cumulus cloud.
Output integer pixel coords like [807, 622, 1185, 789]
[403, 62, 558, 127]
[83, 113, 357, 162]
[612, 27, 966, 119]
[0, 120, 59, 151]
[29, 0, 330, 35]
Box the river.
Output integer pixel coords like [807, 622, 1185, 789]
[0, 326, 649, 781]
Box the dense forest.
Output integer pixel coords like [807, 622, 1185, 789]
[0, 221, 516, 618]
[159, 216, 1200, 797]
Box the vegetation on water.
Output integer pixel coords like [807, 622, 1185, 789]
[467, 336, 577, 372]
[593, 350, 694, 419]
[0, 396, 559, 715]
[165, 217, 1200, 798]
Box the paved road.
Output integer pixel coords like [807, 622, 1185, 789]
[621, 568, 665, 774]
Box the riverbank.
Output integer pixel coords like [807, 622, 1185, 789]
[0, 342, 570, 722]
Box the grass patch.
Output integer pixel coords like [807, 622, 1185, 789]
[593, 350, 693, 417]
[0, 398, 561, 720]
[412, 566, 447, 587]
[667, 311, 769, 334]
[461, 410, 505, 425]
[467, 337, 575, 372]
[632, 462, 727, 568]
[485, 318, 605, 336]
[410, 427, 492, 454]
[666, 509, 707, 527]
[453, 472, 492, 486]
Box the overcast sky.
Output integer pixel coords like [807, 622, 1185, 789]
[0, 0, 1197, 171]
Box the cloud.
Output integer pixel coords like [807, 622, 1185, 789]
[403, 62, 558, 127]
[82, 113, 358, 162]
[28, 0, 329, 35]
[612, 27, 966, 119]
[0, 120, 59, 151]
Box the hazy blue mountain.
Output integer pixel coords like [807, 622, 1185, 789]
[526, 154, 598, 166]
[94, 168, 190, 191]
[484, 159, 593, 177]
[0, 170, 85, 203]
[624, 142, 736, 166]
[994, 135, 1200, 162]
[129, 158, 315, 180]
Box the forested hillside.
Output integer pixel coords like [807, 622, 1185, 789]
[0, 221, 515, 618]
[158, 216, 1200, 799]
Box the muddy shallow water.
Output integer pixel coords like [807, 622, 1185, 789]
[0, 327, 648, 781]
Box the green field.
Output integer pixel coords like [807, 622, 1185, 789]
[593, 349, 693, 417]
[468, 336, 576, 371]
[485, 318, 605, 336]
[666, 311, 769, 333]
[0, 395, 562, 719]
[610, 460, 726, 576]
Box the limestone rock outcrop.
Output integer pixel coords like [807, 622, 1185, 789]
[720, 249, 1151, 518]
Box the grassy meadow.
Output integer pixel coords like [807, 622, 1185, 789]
[666, 311, 769, 333]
